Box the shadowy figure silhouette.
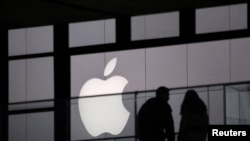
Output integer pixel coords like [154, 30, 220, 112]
[137, 87, 175, 141]
[178, 90, 209, 141]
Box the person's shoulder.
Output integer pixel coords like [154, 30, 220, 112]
[164, 102, 172, 112]
[145, 97, 157, 104]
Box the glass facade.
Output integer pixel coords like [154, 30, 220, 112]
[5, 83, 250, 141]
[1, 2, 249, 141]
[70, 84, 249, 141]
[226, 84, 250, 125]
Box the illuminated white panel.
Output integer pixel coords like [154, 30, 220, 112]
[196, 6, 229, 34]
[146, 45, 187, 89]
[27, 112, 54, 141]
[69, 20, 104, 47]
[71, 50, 143, 139]
[106, 98, 135, 138]
[169, 93, 185, 132]
[239, 92, 250, 124]
[9, 114, 26, 141]
[188, 40, 230, 86]
[78, 86, 130, 137]
[230, 37, 250, 82]
[75, 51, 138, 136]
[8, 29, 26, 56]
[105, 19, 116, 43]
[209, 90, 224, 124]
[9, 60, 26, 103]
[230, 3, 248, 30]
[75, 55, 131, 137]
[196, 90, 208, 108]
[71, 103, 105, 140]
[131, 15, 145, 41]
[71, 53, 105, 97]
[26, 57, 54, 101]
[226, 87, 240, 124]
[145, 12, 179, 39]
[105, 49, 146, 92]
[69, 19, 115, 47]
[137, 94, 146, 113]
[131, 12, 179, 41]
[26, 26, 53, 54]
[8, 26, 53, 56]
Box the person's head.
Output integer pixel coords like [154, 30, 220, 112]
[181, 89, 207, 114]
[156, 86, 170, 101]
[184, 89, 199, 102]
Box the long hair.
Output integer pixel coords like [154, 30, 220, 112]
[180, 90, 207, 115]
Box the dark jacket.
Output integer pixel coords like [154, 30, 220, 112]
[138, 98, 175, 141]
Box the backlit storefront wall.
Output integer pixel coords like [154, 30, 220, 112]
[71, 37, 250, 96]
[6, 2, 249, 141]
[70, 37, 250, 141]
[8, 26, 55, 141]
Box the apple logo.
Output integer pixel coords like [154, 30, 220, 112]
[78, 57, 130, 137]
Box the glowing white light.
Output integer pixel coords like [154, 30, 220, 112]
[104, 57, 117, 77]
[78, 57, 130, 137]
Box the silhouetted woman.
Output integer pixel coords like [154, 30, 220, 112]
[178, 90, 208, 141]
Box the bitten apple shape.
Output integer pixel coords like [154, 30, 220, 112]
[78, 57, 130, 137]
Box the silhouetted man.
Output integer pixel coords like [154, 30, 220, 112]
[137, 87, 175, 141]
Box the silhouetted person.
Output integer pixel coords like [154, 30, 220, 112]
[137, 87, 175, 141]
[178, 90, 209, 141]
